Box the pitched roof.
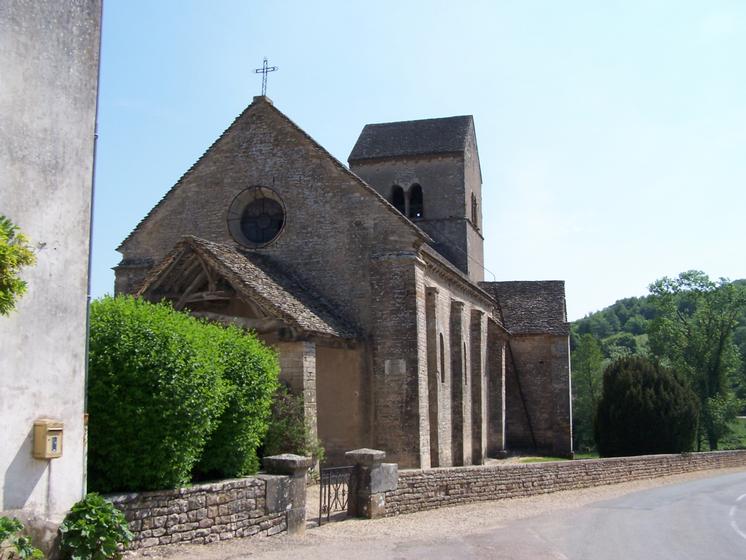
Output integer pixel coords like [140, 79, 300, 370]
[479, 281, 569, 336]
[138, 236, 356, 339]
[118, 96, 430, 252]
[348, 115, 473, 162]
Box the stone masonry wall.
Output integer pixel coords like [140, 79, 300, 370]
[384, 450, 746, 516]
[368, 252, 421, 467]
[108, 476, 287, 550]
[316, 346, 367, 465]
[416, 258, 499, 469]
[350, 120, 485, 284]
[506, 334, 572, 456]
[276, 341, 318, 444]
[486, 323, 506, 457]
[463, 128, 484, 283]
[116, 98, 420, 334]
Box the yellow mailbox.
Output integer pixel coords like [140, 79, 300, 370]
[33, 419, 63, 459]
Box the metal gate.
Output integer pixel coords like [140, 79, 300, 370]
[318, 466, 354, 525]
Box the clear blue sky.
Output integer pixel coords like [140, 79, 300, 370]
[93, 0, 746, 320]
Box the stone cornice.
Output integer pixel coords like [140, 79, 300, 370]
[419, 250, 496, 310]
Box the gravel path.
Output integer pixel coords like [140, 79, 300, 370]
[127, 467, 745, 560]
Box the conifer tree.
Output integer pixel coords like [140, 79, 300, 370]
[595, 356, 698, 457]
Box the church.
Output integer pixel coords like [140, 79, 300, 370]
[115, 95, 573, 468]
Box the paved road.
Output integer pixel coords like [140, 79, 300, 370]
[397, 471, 746, 559]
[539, 470, 746, 559]
[133, 469, 746, 560]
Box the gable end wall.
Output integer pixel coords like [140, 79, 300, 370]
[116, 101, 420, 332]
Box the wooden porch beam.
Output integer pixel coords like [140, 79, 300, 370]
[181, 290, 234, 304]
[175, 271, 207, 310]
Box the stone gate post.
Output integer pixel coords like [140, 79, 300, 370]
[262, 454, 313, 535]
[345, 448, 398, 519]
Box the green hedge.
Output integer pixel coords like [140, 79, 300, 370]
[595, 356, 699, 457]
[87, 296, 277, 492]
[193, 325, 278, 480]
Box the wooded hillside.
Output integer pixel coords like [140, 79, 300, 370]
[570, 275, 746, 453]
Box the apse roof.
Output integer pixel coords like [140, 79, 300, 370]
[479, 281, 569, 336]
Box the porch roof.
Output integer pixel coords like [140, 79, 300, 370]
[137, 236, 357, 339]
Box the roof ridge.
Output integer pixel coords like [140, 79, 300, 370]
[118, 98, 432, 253]
[186, 237, 357, 338]
[361, 114, 473, 128]
[117, 103, 259, 251]
[255, 101, 432, 244]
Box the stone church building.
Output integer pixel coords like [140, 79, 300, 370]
[115, 96, 572, 468]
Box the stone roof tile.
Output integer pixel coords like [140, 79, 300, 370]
[348, 115, 473, 162]
[479, 280, 569, 335]
[140, 236, 356, 339]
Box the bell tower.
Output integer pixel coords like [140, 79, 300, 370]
[348, 115, 484, 282]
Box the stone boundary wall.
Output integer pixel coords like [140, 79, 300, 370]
[108, 475, 287, 550]
[384, 450, 746, 516]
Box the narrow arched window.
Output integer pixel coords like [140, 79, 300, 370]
[471, 192, 478, 227]
[409, 184, 423, 219]
[439, 333, 445, 383]
[391, 185, 405, 214]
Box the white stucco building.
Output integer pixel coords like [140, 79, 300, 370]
[0, 0, 102, 544]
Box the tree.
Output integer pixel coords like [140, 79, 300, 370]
[602, 331, 638, 360]
[624, 315, 648, 335]
[595, 356, 699, 457]
[0, 215, 36, 315]
[648, 271, 746, 450]
[734, 325, 746, 409]
[571, 334, 604, 451]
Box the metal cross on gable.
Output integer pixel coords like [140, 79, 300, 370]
[254, 57, 278, 96]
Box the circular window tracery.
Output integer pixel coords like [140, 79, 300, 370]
[227, 186, 286, 247]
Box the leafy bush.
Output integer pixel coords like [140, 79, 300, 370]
[59, 493, 132, 560]
[87, 296, 227, 492]
[0, 215, 36, 316]
[703, 393, 743, 449]
[193, 325, 279, 480]
[0, 517, 43, 559]
[720, 417, 746, 450]
[262, 385, 324, 464]
[595, 356, 699, 457]
[88, 296, 279, 491]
